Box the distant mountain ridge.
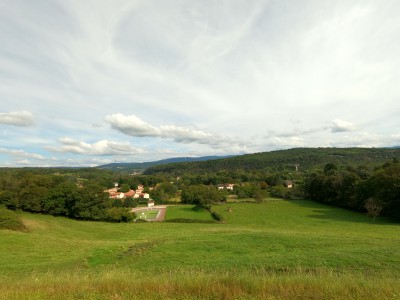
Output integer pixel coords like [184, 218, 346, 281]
[143, 147, 400, 175]
[97, 155, 236, 172]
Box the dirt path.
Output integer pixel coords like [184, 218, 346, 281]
[131, 205, 167, 222]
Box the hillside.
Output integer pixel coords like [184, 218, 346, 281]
[1, 200, 399, 299]
[144, 147, 400, 175]
[97, 155, 234, 172]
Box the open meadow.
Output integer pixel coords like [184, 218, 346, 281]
[1, 199, 399, 299]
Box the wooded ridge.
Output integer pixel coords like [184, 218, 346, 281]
[144, 147, 400, 175]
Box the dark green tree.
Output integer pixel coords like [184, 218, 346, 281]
[123, 197, 136, 208]
[42, 183, 79, 215]
[119, 184, 131, 193]
[69, 183, 111, 220]
[112, 198, 123, 207]
[181, 185, 225, 209]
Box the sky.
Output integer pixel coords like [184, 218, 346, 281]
[1, 0, 400, 167]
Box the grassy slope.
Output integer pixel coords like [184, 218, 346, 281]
[165, 205, 215, 221]
[1, 200, 399, 299]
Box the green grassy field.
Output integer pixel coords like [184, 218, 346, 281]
[165, 205, 215, 221]
[1, 200, 399, 299]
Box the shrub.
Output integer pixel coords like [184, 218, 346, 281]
[211, 211, 225, 223]
[0, 206, 26, 231]
[106, 207, 134, 222]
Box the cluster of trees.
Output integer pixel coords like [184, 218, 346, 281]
[150, 182, 178, 203]
[0, 171, 133, 222]
[181, 185, 226, 209]
[304, 161, 400, 220]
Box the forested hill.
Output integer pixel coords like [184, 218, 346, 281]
[144, 148, 400, 175]
[97, 155, 234, 172]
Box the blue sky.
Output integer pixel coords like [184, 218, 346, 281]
[1, 0, 399, 167]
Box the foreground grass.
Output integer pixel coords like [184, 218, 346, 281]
[1, 268, 399, 300]
[1, 199, 399, 299]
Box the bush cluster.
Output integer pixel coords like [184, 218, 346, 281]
[0, 206, 26, 231]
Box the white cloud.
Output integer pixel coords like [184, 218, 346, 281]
[0, 111, 34, 127]
[0, 147, 45, 160]
[46, 137, 144, 156]
[105, 113, 245, 148]
[330, 119, 357, 133]
[105, 114, 160, 137]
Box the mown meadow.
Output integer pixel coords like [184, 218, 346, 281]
[1, 199, 399, 299]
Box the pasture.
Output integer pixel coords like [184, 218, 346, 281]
[1, 199, 399, 299]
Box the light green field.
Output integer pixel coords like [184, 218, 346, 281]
[165, 205, 215, 220]
[1, 200, 399, 299]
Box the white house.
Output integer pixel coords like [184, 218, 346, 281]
[217, 184, 235, 190]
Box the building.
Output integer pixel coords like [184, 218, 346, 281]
[217, 184, 235, 190]
[284, 180, 294, 188]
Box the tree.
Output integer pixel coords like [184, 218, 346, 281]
[119, 184, 131, 193]
[181, 185, 225, 209]
[253, 188, 263, 203]
[69, 183, 111, 220]
[364, 162, 400, 219]
[364, 198, 382, 223]
[324, 163, 337, 176]
[42, 183, 78, 216]
[123, 197, 136, 208]
[106, 207, 134, 222]
[112, 198, 123, 207]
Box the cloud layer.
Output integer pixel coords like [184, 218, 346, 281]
[0, 1, 399, 166]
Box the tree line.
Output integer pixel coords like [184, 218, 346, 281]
[1, 154, 399, 223]
[144, 148, 400, 175]
[0, 171, 133, 222]
[304, 160, 400, 220]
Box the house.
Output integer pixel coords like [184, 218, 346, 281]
[225, 184, 235, 190]
[148, 200, 155, 208]
[217, 184, 235, 190]
[105, 188, 136, 199]
[123, 190, 135, 197]
[284, 180, 294, 188]
[133, 192, 150, 199]
[105, 183, 150, 199]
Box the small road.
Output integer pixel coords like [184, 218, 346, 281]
[131, 205, 167, 222]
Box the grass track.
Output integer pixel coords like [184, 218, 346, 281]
[1, 199, 399, 299]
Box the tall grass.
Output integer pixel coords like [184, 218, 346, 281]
[1, 268, 399, 299]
